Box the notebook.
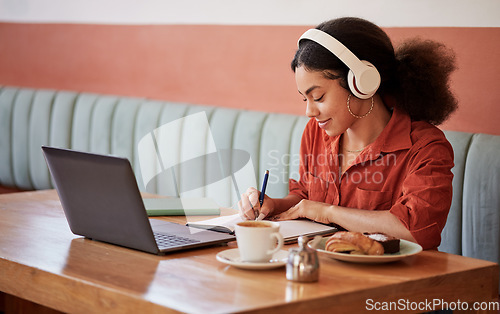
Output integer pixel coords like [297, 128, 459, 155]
[41, 146, 235, 255]
[187, 214, 337, 243]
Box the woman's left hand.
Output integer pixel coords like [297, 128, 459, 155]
[273, 199, 333, 224]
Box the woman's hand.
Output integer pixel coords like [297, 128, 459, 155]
[276, 201, 417, 244]
[237, 187, 276, 220]
[273, 199, 333, 224]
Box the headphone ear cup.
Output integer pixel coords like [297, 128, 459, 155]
[347, 70, 367, 99]
[347, 61, 381, 99]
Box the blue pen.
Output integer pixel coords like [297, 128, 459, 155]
[259, 170, 269, 207]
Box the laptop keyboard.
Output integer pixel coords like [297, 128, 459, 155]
[154, 232, 201, 249]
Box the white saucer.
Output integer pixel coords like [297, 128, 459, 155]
[216, 249, 288, 270]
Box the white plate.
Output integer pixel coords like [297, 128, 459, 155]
[310, 237, 422, 264]
[216, 249, 288, 270]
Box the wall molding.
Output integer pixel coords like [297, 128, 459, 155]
[0, 0, 499, 27]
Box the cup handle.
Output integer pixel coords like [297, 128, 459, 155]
[267, 232, 284, 256]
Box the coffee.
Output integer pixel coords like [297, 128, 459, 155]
[237, 221, 271, 228]
[235, 220, 284, 263]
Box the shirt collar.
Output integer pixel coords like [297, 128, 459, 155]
[371, 106, 412, 154]
[322, 106, 412, 158]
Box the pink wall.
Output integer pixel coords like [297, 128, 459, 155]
[0, 23, 499, 135]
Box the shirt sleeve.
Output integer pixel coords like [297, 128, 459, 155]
[288, 119, 315, 200]
[389, 134, 454, 250]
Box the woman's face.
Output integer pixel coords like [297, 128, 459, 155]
[295, 66, 356, 137]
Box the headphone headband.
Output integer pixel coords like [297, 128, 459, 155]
[298, 28, 381, 99]
[298, 29, 366, 74]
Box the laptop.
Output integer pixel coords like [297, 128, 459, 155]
[42, 146, 235, 255]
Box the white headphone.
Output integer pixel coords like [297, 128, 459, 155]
[298, 29, 381, 99]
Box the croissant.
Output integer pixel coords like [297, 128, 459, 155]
[325, 231, 384, 255]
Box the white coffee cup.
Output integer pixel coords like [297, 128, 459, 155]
[235, 220, 284, 263]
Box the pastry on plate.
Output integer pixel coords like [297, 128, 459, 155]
[325, 231, 384, 255]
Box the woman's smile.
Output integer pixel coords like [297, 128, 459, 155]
[317, 118, 332, 129]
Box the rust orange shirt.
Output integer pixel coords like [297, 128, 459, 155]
[288, 107, 454, 250]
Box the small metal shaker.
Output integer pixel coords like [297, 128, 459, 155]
[286, 235, 319, 282]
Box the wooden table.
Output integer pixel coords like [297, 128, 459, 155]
[0, 190, 498, 313]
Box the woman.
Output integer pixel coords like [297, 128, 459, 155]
[238, 17, 457, 250]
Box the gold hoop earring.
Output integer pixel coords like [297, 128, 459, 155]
[347, 94, 374, 119]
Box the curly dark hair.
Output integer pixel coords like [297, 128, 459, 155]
[291, 17, 458, 125]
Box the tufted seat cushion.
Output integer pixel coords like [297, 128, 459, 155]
[0, 86, 308, 208]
